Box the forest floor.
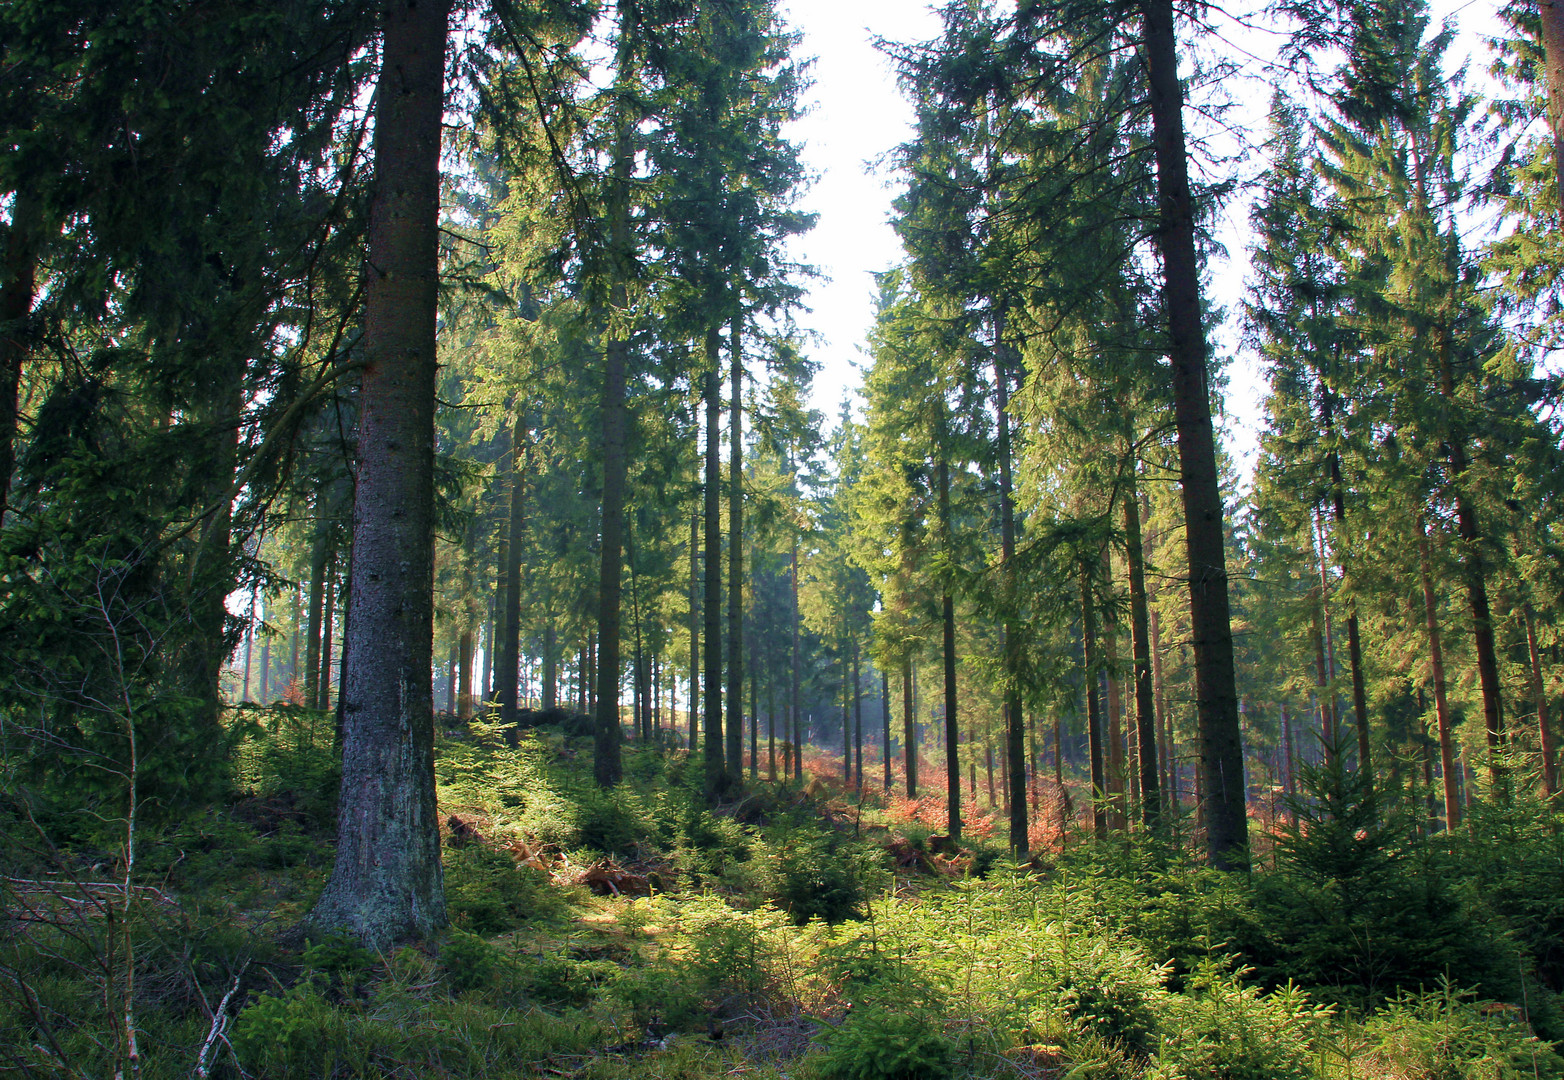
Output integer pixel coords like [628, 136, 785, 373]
[4, 708, 1563, 1079]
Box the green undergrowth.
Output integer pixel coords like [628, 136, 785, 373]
[3, 712, 1563, 1078]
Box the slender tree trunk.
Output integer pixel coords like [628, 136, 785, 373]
[594, 33, 636, 788]
[853, 641, 863, 789]
[1, 190, 38, 525]
[902, 658, 917, 797]
[1151, 605, 1173, 814]
[305, 523, 329, 710]
[318, 554, 336, 711]
[727, 314, 745, 781]
[1281, 703, 1296, 808]
[842, 646, 852, 783]
[1418, 522, 1461, 829]
[500, 417, 526, 726]
[1081, 562, 1108, 840]
[703, 335, 725, 796]
[242, 615, 254, 703]
[993, 324, 1027, 853]
[1103, 554, 1126, 830]
[768, 661, 777, 781]
[458, 628, 474, 719]
[939, 445, 961, 836]
[791, 534, 802, 780]
[312, 0, 450, 946]
[750, 651, 759, 780]
[1525, 602, 1558, 795]
[541, 620, 556, 712]
[882, 671, 892, 791]
[1123, 473, 1161, 827]
[689, 510, 700, 752]
[1141, 0, 1248, 869]
[1322, 393, 1372, 775]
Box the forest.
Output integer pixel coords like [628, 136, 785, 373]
[3, 0, 1564, 1077]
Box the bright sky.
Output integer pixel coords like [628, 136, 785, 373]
[778, 0, 1514, 482]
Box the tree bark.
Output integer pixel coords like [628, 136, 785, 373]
[1081, 561, 1108, 840]
[305, 517, 329, 710]
[703, 333, 725, 796]
[689, 509, 700, 752]
[993, 323, 1026, 853]
[1525, 602, 1558, 795]
[791, 533, 802, 780]
[499, 416, 526, 727]
[882, 670, 892, 791]
[1418, 521, 1461, 830]
[312, 0, 450, 946]
[0, 189, 38, 525]
[938, 444, 961, 837]
[1140, 0, 1248, 869]
[1123, 471, 1161, 827]
[902, 658, 917, 797]
[727, 314, 745, 781]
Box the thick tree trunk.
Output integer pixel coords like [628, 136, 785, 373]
[727, 315, 745, 781]
[1418, 522, 1461, 830]
[1123, 473, 1161, 828]
[703, 338, 725, 796]
[499, 417, 526, 727]
[312, 0, 450, 946]
[1140, 0, 1248, 870]
[0, 189, 38, 524]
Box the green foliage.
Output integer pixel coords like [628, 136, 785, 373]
[440, 930, 500, 994]
[812, 998, 957, 1080]
[1359, 983, 1564, 1080]
[765, 821, 877, 925]
[443, 841, 558, 933]
[1147, 960, 1327, 1080]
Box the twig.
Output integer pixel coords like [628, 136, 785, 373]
[194, 961, 250, 1080]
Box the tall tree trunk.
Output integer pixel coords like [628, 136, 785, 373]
[1311, 588, 1335, 758]
[750, 649, 759, 779]
[458, 628, 474, 719]
[938, 443, 961, 837]
[594, 28, 636, 788]
[882, 671, 892, 791]
[1, 189, 38, 525]
[312, 0, 450, 946]
[1123, 471, 1161, 827]
[305, 521, 329, 710]
[1141, 0, 1248, 869]
[853, 641, 863, 790]
[1322, 386, 1372, 775]
[1525, 602, 1558, 795]
[499, 416, 526, 727]
[902, 658, 917, 797]
[842, 646, 852, 783]
[993, 323, 1027, 853]
[1103, 553, 1126, 830]
[689, 510, 700, 751]
[1081, 561, 1108, 840]
[703, 335, 725, 796]
[1419, 521, 1461, 829]
[727, 314, 745, 781]
[1151, 605, 1174, 813]
[791, 533, 802, 780]
[542, 620, 557, 713]
[318, 553, 336, 711]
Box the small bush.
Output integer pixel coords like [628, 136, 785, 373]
[441, 929, 501, 993]
[767, 827, 874, 925]
[813, 999, 957, 1080]
[1360, 983, 1564, 1080]
[443, 841, 557, 933]
[1147, 960, 1327, 1080]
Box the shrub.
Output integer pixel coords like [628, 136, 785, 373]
[443, 841, 557, 933]
[1359, 982, 1564, 1080]
[813, 998, 957, 1080]
[767, 827, 874, 925]
[441, 929, 501, 993]
[1147, 960, 1327, 1080]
